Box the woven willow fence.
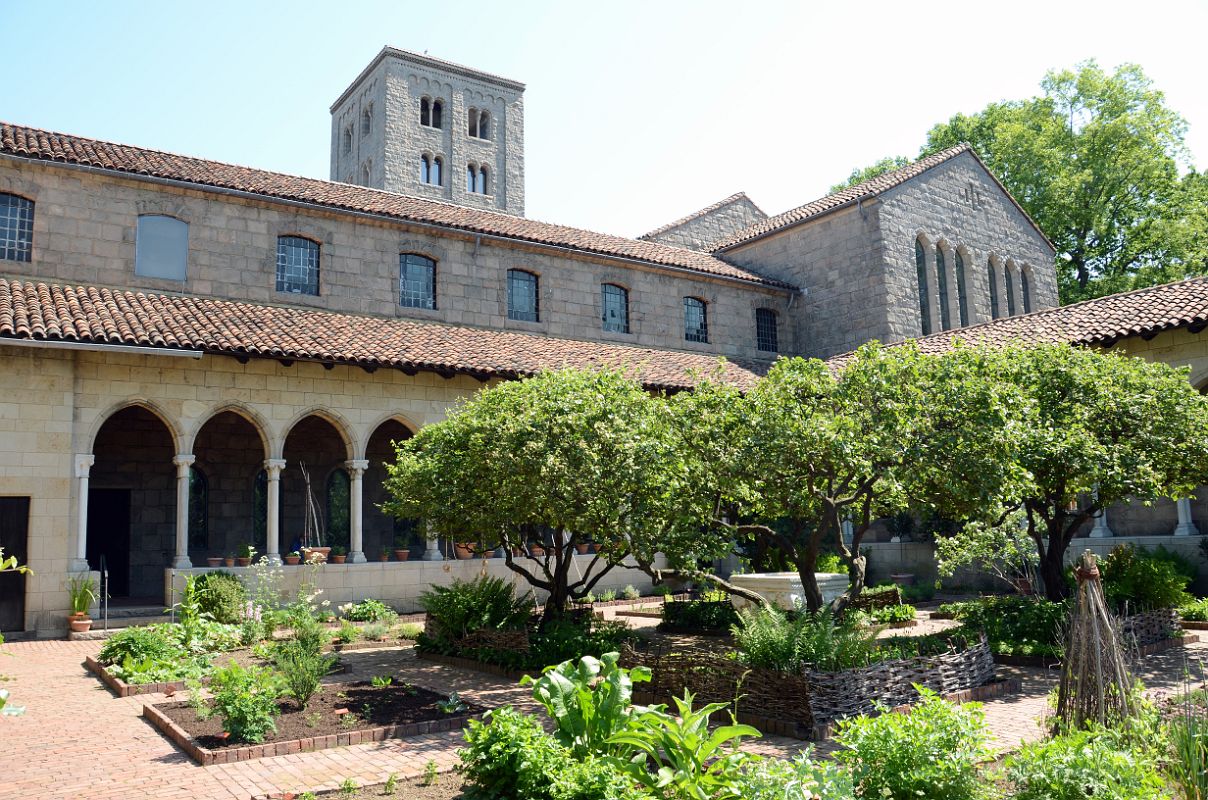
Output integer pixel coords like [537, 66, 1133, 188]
[1121, 608, 1181, 647]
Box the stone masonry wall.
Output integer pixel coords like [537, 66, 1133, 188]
[0, 160, 790, 364]
[643, 196, 768, 251]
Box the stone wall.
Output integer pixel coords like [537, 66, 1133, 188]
[643, 196, 768, 251]
[0, 160, 790, 364]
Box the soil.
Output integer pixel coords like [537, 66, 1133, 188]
[156, 681, 477, 750]
[297, 774, 468, 800]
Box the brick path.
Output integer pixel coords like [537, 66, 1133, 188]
[0, 636, 1203, 799]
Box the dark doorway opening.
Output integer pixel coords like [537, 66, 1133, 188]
[0, 497, 30, 632]
[87, 489, 131, 599]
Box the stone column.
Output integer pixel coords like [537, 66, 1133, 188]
[1089, 489, 1114, 538]
[346, 459, 369, 563]
[72, 454, 95, 572]
[841, 518, 854, 545]
[264, 458, 286, 562]
[172, 454, 196, 569]
[1174, 497, 1199, 537]
[422, 521, 442, 561]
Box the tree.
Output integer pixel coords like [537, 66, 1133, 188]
[992, 344, 1208, 601]
[381, 369, 684, 624]
[829, 156, 911, 193]
[673, 344, 1017, 612]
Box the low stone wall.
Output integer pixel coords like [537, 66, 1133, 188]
[165, 554, 660, 614]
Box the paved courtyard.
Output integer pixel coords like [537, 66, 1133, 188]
[0, 635, 1203, 800]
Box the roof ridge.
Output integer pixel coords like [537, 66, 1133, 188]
[638, 192, 762, 240]
[711, 144, 973, 251]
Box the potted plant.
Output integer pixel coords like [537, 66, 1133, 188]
[223, 552, 235, 567]
[330, 545, 347, 564]
[454, 542, 475, 560]
[235, 542, 253, 567]
[575, 541, 591, 555]
[67, 574, 98, 632]
[393, 532, 411, 562]
[284, 550, 302, 565]
[529, 541, 546, 557]
[206, 556, 223, 567]
[379, 547, 391, 562]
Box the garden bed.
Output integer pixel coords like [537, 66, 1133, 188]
[991, 631, 1198, 668]
[84, 649, 268, 698]
[145, 681, 481, 765]
[416, 650, 532, 681]
[1181, 620, 1208, 631]
[251, 774, 465, 800]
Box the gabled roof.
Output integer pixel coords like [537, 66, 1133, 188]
[0, 122, 794, 290]
[0, 278, 767, 391]
[826, 277, 1208, 366]
[712, 144, 1053, 252]
[638, 192, 766, 241]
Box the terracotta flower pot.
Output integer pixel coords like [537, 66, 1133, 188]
[284, 555, 301, 565]
[330, 554, 347, 564]
[379, 552, 391, 562]
[236, 557, 251, 567]
[223, 557, 235, 567]
[394, 549, 410, 562]
[529, 545, 546, 557]
[206, 557, 223, 567]
[454, 543, 474, 560]
[575, 543, 590, 555]
[302, 546, 331, 563]
[69, 614, 92, 633]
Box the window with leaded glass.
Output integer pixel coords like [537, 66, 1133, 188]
[326, 468, 350, 552]
[601, 283, 629, 333]
[0, 193, 33, 263]
[400, 253, 436, 309]
[988, 259, 1000, 319]
[507, 269, 539, 322]
[935, 246, 950, 330]
[915, 239, 931, 335]
[420, 97, 431, 127]
[1005, 266, 1017, 316]
[135, 215, 188, 281]
[1021, 269, 1032, 313]
[276, 235, 320, 295]
[756, 308, 778, 352]
[684, 297, 708, 343]
[954, 249, 968, 327]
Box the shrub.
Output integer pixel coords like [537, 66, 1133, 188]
[547, 756, 654, 800]
[1102, 544, 1193, 613]
[621, 585, 641, 601]
[397, 622, 423, 639]
[341, 598, 395, 622]
[901, 582, 937, 603]
[197, 661, 283, 743]
[815, 552, 848, 574]
[98, 625, 181, 666]
[192, 571, 246, 625]
[272, 640, 336, 708]
[418, 575, 533, 650]
[943, 595, 1067, 658]
[599, 589, 617, 603]
[834, 687, 993, 800]
[1180, 597, 1208, 622]
[459, 706, 568, 800]
[736, 751, 855, 800]
[1168, 695, 1208, 800]
[527, 620, 634, 670]
[521, 652, 649, 757]
[1006, 727, 1168, 800]
[733, 606, 878, 673]
[660, 595, 739, 632]
[867, 603, 917, 624]
[334, 620, 358, 644]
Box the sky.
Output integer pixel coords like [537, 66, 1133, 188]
[2, 0, 1207, 239]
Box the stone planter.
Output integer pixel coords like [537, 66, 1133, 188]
[728, 572, 851, 611]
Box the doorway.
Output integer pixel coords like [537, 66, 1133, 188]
[0, 497, 30, 632]
[87, 489, 131, 598]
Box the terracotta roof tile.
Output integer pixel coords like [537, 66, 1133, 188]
[826, 277, 1208, 366]
[0, 122, 793, 290]
[0, 278, 766, 391]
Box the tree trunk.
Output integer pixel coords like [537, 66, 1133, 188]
[794, 549, 823, 613]
[1040, 524, 1071, 602]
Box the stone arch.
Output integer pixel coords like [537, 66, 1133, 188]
[186, 402, 272, 456]
[189, 407, 271, 559]
[356, 412, 420, 460]
[87, 398, 183, 455]
[363, 416, 420, 558]
[277, 407, 355, 460]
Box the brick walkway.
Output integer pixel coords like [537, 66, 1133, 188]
[0, 636, 1203, 799]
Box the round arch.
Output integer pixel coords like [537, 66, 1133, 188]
[276, 407, 356, 460]
[87, 398, 183, 455]
[357, 412, 420, 460]
[186, 402, 272, 456]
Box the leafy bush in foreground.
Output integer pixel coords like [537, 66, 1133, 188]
[192, 570, 246, 625]
[732, 605, 878, 673]
[1006, 726, 1168, 800]
[194, 660, 283, 744]
[1181, 597, 1208, 622]
[418, 575, 533, 650]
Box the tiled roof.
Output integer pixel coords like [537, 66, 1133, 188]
[827, 277, 1208, 365]
[711, 144, 1049, 251]
[638, 192, 765, 240]
[0, 278, 766, 391]
[0, 122, 793, 290]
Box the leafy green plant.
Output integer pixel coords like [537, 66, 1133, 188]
[1102, 543, 1193, 613]
[371, 674, 393, 688]
[815, 551, 848, 574]
[526, 620, 634, 670]
[385, 771, 399, 793]
[1181, 597, 1208, 622]
[608, 690, 759, 800]
[941, 595, 1067, 658]
[459, 706, 568, 800]
[599, 589, 617, 603]
[361, 622, 387, 641]
[272, 640, 336, 708]
[661, 597, 739, 632]
[237, 542, 253, 559]
[438, 692, 468, 714]
[1006, 726, 1168, 800]
[341, 598, 395, 622]
[339, 777, 358, 795]
[735, 751, 855, 800]
[334, 619, 358, 643]
[1167, 690, 1208, 800]
[195, 661, 283, 743]
[98, 625, 182, 666]
[397, 622, 423, 639]
[834, 687, 993, 800]
[732, 606, 878, 673]
[417, 575, 533, 650]
[622, 585, 641, 601]
[522, 652, 650, 757]
[68, 574, 98, 614]
[191, 571, 246, 624]
[423, 760, 438, 786]
[867, 603, 916, 624]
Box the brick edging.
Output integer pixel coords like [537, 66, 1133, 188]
[992, 633, 1198, 669]
[1181, 620, 1208, 631]
[84, 656, 193, 698]
[415, 650, 533, 682]
[142, 700, 476, 766]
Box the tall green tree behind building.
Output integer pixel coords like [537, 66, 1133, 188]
[835, 62, 1208, 303]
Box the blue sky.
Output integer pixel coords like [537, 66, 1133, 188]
[3, 0, 1206, 237]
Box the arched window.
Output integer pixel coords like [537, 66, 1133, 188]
[987, 259, 1000, 319]
[466, 164, 476, 192]
[0, 193, 33, 263]
[360, 160, 372, 185]
[954, 249, 968, 327]
[276, 235, 320, 296]
[361, 105, 372, 137]
[507, 269, 540, 322]
[135, 215, 188, 281]
[468, 107, 479, 138]
[188, 466, 208, 550]
[431, 156, 442, 187]
[477, 166, 489, 195]
[326, 468, 350, 552]
[420, 154, 430, 184]
[601, 283, 629, 333]
[935, 245, 951, 330]
[342, 126, 352, 155]
[1005, 266, 1017, 316]
[478, 111, 490, 139]
[684, 297, 708, 343]
[400, 253, 436, 309]
[420, 97, 431, 127]
[432, 99, 443, 129]
[756, 308, 778, 353]
[1021, 269, 1032, 313]
[914, 239, 931, 335]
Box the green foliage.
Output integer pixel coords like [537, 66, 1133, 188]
[96, 623, 237, 684]
[272, 640, 336, 708]
[196, 660, 283, 744]
[526, 620, 635, 671]
[935, 513, 1039, 591]
[191, 571, 246, 625]
[1168, 694, 1208, 800]
[1101, 543, 1194, 613]
[828, 155, 912, 193]
[1180, 597, 1208, 622]
[608, 690, 760, 800]
[735, 752, 855, 800]
[941, 596, 1067, 658]
[732, 606, 878, 673]
[340, 598, 395, 622]
[68, 574, 98, 614]
[815, 552, 848, 574]
[417, 575, 533, 651]
[1006, 727, 1169, 800]
[459, 706, 570, 800]
[521, 652, 650, 758]
[621, 585, 641, 601]
[0, 545, 29, 575]
[599, 589, 617, 603]
[900, 582, 937, 603]
[98, 625, 181, 667]
[397, 621, 423, 639]
[660, 597, 739, 632]
[867, 603, 916, 624]
[834, 687, 993, 800]
[334, 619, 358, 643]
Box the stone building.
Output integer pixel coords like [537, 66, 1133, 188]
[0, 48, 1198, 634]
